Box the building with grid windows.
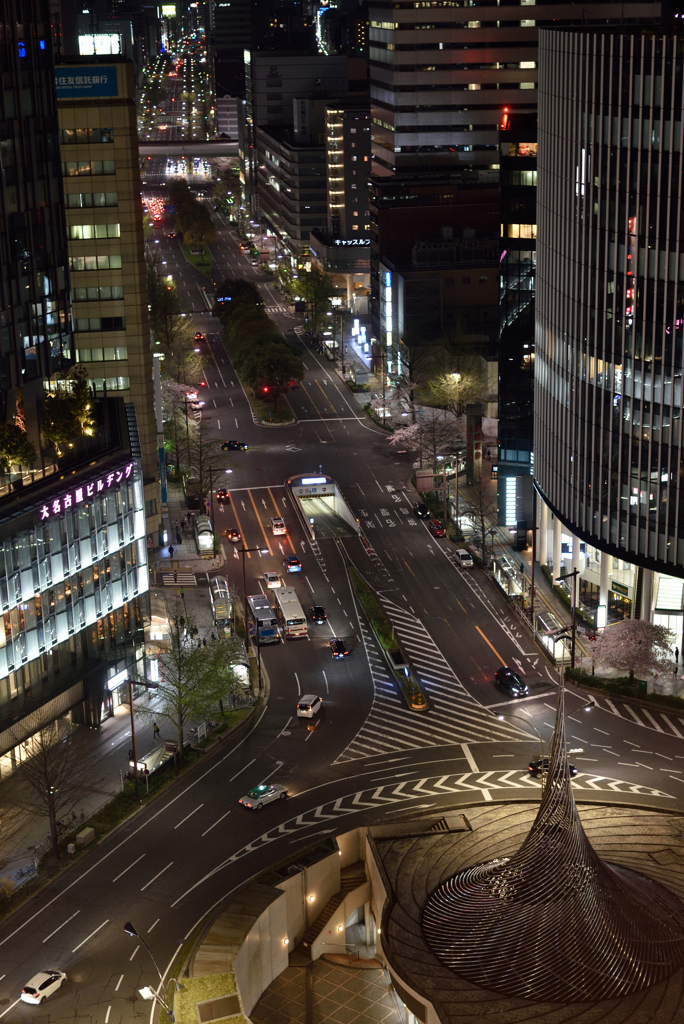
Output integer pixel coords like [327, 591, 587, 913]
[0, 2, 151, 780]
[535, 27, 684, 633]
[56, 55, 160, 544]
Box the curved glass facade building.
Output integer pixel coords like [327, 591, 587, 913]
[535, 28, 684, 576]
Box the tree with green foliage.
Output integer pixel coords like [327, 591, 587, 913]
[297, 264, 336, 336]
[240, 342, 304, 409]
[146, 255, 200, 384]
[139, 609, 243, 763]
[0, 422, 36, 473]
[70, 365, 96, 436]
[179, 201, 216, 247]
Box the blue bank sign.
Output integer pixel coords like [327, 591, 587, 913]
[55, 66, 119, 98]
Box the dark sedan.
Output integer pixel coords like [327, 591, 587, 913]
[310, 605, 327, 624]
[221, 440, 249, 451]
[330, 638, 349, 659]
[413, 502, 430, 518]
[494, 666, 529, 698]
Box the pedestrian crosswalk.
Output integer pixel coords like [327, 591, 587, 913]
[161, 572, 197, 587]
[335, 594, 525, 762]
[589, 693, 684, 739]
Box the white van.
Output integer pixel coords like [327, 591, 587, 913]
[455, 549, 474, 568]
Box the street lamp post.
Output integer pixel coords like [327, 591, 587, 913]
[124, 922, 183, 1022]
[126, 677, 158, 801]
[555, 568, 580, 668]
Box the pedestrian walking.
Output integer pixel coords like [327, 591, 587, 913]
[520, 562, 525, 576]
[153, 722, 160, 740]
[128, 748, 133, 761]
[168, 544, 175, 557]
[676, 647, 680, 663]
[176, 526, 182, 545]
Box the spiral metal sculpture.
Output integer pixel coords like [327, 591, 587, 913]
[421, 683, 684, 1002]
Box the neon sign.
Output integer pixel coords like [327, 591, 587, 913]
[38, 461, 134, 521]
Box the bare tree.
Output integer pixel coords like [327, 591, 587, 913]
[389, 408, 463, 468]
[460, 475, 498, 565]
[592, 619, 674, 682]
[10, 716, 100, 860]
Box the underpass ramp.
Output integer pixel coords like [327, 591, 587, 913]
[287, 474, 360, 540]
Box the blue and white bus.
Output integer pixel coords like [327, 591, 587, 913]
[247, 594, 280, 645]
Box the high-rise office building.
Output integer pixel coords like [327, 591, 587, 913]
[56, 55, 161, 545]
[366, 0, 662, 522]
[242, 51, 349, 217]
[535, 26, 684, 632]
[310, 102, 371, 311]
[0, 0, 150, 780]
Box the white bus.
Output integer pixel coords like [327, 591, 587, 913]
[247, 594, 280, 645]
[274, 586, 308, 639]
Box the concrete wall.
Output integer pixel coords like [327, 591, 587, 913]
[310, 880, 371, 961]
[234, 893, 289, 1016]
[338, 827, 368, 867]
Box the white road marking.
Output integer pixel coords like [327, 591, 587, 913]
[148, 919, 160, 933]
[115, 975, 124, 992]
[323, 670, 329, 693]
[43, 910, 80, 943]
[229, 758, 255, 782]
[201, 810, 232, 837]
[112, 853, 145, 883]
[278, 717, 292, 738]
[72, 918, 109, 952]
[294, 672, 301, 695]
[461, 744, 479, 772]
[129, 945, 139, 960]
[106, 1006, 111, 1022]
[140, 862, 173, 891]
[174, 803, 204, 829]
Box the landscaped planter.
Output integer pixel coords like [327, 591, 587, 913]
[386, 649, 430, 711]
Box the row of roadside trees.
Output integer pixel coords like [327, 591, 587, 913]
[212, 277, 304, 411]
[5, 611, 247, 864]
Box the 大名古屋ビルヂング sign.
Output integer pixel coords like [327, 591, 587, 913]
[37, 462, 135, 521]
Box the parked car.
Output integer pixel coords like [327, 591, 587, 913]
[310, 605, 327, 624]
[330, 638, 349, 659]
[494, 666, 529, 698]
[528, 757, 577, 778]
[428, 519, 446, 537]
[21, 971, 67, 1005]
[413, 502, 430, 518]
[454, 549, 474, 568]
[296, 694, 323, 718]
[284, 556, 302, 573]
[239, 783, 287, 810]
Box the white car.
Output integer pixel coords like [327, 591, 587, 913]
[264, 571, 283, 589]
[21, 971, 67, 1004]
[297, 694, 322, 718]
[239, 783, 287, 810]
[270, 517, 286, 535]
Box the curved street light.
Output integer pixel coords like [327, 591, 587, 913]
[124, 921, 184, 1022]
